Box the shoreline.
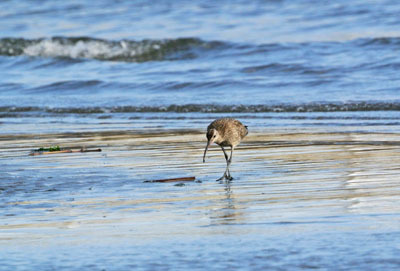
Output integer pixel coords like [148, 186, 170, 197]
[1, 126, 400, 269]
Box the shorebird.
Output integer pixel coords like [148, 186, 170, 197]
[203, 118, 248, 181]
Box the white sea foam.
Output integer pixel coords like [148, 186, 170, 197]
[18, 37, 203, 61]
[23, 39, 130, 59]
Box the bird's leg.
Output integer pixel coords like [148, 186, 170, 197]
[220, 146, 229, 161]
[226, 146, 234, 180]
[217, 146, 234, 181]
[216, 146, 229, 181]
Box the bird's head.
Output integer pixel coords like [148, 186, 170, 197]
[203, 129, 220, 163]
[207, 128, 220, 143]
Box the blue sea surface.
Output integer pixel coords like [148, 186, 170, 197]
[1, 0, 400, 133]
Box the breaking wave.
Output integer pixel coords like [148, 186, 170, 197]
[2, 102, 400, 114]
[1, 36, 400, 62]
[0, 36, 223, 62]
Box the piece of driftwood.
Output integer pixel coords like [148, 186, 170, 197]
[144, 176, 196, 183]
[30, 148, 102, 156]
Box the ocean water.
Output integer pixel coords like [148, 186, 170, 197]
[1, 0, 400, 133]
[1, 0, 400, 270]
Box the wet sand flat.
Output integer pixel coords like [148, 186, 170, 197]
[1, 129, 400, 270]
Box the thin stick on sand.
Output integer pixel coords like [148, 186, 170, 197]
[30, 148, 102, 156]
[144, 177, 196, 183]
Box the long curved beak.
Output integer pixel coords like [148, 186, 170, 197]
[203, 140, 212, 163]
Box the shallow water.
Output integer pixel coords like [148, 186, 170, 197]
[1, 127, 400, 270]
[2, 0, 400, 270]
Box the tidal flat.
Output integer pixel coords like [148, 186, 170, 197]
[1, 128, 400, 270]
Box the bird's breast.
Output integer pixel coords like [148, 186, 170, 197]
[217, 140, 233, 147]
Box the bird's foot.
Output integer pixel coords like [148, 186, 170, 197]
[216, 174, 233, 182]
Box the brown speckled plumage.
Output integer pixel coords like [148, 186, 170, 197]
[203, 118, 248, 181]
[207, 118, 248, 147]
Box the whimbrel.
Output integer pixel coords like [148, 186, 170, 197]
[203, 118, 248, 181]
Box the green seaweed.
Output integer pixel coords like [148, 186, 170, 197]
[37, 146, 61, 152]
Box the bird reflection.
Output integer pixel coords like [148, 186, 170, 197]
[209, 182, 243, 225]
